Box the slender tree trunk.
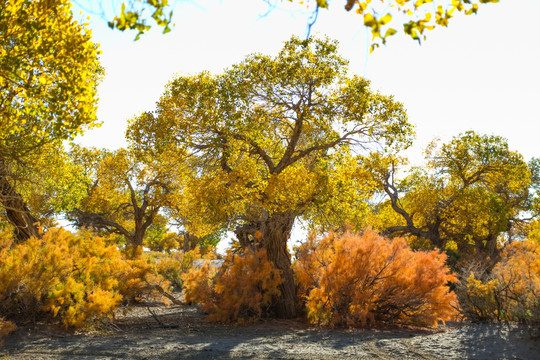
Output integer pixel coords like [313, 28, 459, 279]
[259, 211, 297, 318]
[0, 160, 40, 242]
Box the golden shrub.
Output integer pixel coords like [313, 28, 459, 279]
[294, 230, 458, 327]
[0, 228, 169, 328]
[153, 247, 214, 290]
[459, 240, 540, 322]
[183, 247, 282, 324]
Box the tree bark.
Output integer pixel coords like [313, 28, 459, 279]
[0, 160, 40, 242]
[182, 232, 200, 252]
[234, 210, 298, 318]
[259, 211, 297, 319]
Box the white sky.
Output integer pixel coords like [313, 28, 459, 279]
[73, 0, 540, 165]
[70, 0, 540, 250]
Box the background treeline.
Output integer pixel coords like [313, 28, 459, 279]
[1, 0, 538, 338]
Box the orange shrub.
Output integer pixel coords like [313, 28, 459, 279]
[0, 228, 170, 329]
[458, 240, 540, 322]
[294, 230, 458, 327]
[183, 247, 282, 324]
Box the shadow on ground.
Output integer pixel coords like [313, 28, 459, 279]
[1, 305, 538, 360]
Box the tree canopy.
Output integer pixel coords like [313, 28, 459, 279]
[0, 0, 101, 160]
[128, 36, 414, 317]
[68, 145, 186, 256]
[368, 131, 538, 261]
[0, 0, 102, 241]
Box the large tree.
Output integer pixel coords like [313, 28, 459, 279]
[128, 36, 413, 317]
[0, 0, 101, 241]
[369, 131, 538, 260]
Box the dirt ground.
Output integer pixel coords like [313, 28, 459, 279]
[1, 303, 539, 360]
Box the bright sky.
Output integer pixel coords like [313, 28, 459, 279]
[73, 0, 540, 165]
[70, 0, 540, 250]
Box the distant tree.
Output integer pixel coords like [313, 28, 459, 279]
[368, 131, 538, 259]
[128, 36, 413, 317]
[69, 146, 185, 257]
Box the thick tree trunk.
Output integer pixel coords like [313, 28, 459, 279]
[259, 211, 297, 319]
[234, 211, 298, 318]
[0, 161, 40, 243]
[475, 234, 499, 259]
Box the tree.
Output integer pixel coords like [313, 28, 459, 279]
[1, 143, 89, 237]
[128, 36, 413, 317]
[0, 0, 101, 241]
[69, 146, 184, 257]
[369, 131, 537, 260]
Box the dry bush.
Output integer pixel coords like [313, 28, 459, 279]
[457, 240, 540, 323]
[0, 228, 170, 329]
[152, 247, 214, 290]
[294, 230, 458, 328]
[0, 317, 16, 345]
[183, 247, 282, 324]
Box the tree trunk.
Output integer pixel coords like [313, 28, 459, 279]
[475, 234, 499, 259]
[0, 161, 40, 242]
[259, 211, 297, 318]
[182, 232, 199, 252]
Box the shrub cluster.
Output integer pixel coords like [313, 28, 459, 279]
[0, 228, 170, 330]
[457, 240, 540, 323]
[152, 247, 214, 290]
[294, 230, 458, 327]
[183, 247, 282, 324]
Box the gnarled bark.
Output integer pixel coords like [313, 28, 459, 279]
[0, 160, 40, 242]
[235, 210, 297, 319]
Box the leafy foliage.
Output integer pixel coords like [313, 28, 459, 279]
[129, 36, 413, 317]
[108, 0, 173, 40]
[457, 240, 540, 323]
[128, 36, 412, 236]
[0, 228, 170, 328]
[290, 0, 500, 52]
[0, 0, 101, 159]
[0, 0, 101, 241]
[183, 247, 282, 324]
[152, 247, 215, 290]
[370, 132, 537, 258]
[294, 230, 458, 327]
[69, 146, 186, 255]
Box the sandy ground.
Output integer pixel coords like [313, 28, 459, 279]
[1, 303, 539, 360]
